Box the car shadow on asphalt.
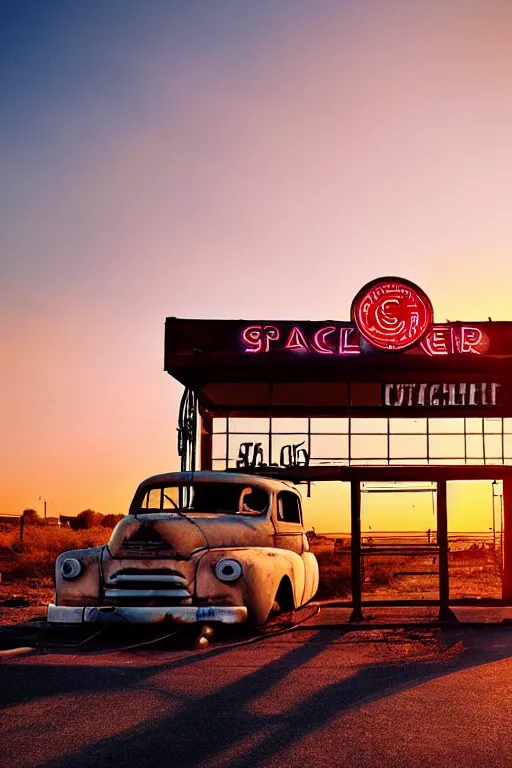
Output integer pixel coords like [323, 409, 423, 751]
[5, 625, 512, 768]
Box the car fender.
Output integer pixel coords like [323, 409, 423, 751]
[301, 551, 319, 604]
[196, 547, 307, 625]
[55, 546, 103, 606]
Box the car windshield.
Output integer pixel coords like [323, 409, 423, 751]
[135, 483, 269, 515]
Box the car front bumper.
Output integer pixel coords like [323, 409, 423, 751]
[47, 603, 248, 625]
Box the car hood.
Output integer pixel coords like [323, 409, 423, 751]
[108, 513, 274, 559]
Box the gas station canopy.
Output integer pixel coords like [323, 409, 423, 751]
[165, 277, 512, 418]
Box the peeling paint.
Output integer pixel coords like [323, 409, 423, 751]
[49, 472, 318, 626]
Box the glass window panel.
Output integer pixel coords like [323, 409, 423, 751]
[390, 418, 427, 434]
[465, 418, 484, 434]
[212, 417, 227, 435]
[212, 459, 227, 470]
[310, 434, 349, 462]
[350, 434, 388, 460]
[429, 434, 465, 458]
[311, 418, 348, 434]
[484, 435, 503, 460]
[428, 419, 465, 434]
[350, 418, 387, 434]
[228, 417, 269, 434]
[484, 418, 502, 434]
[466, 434, 484, 458]
[389, 458, 428, 465]
[270, 417, 309, 434]
[504, 435, 512, 459]
[212, 433, 227, 462]
[504, 418, 512, 433]
[389, 434, 427, 459]
[162, 488, 180, 510]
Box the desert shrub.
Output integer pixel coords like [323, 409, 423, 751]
[316, 562, 352, 598]
[101, 513, 125, 528]
[308, 537, 352, 598]
[22, 508, 40, 524]
[366, 564, 394, 586]
[75, 509, 103, 529]
[309, 536, 335, 560]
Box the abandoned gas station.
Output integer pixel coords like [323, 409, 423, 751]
[164, 277, 512, 621]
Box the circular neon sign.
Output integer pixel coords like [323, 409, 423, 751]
[351, 277, 433, 351]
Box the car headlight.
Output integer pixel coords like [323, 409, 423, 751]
[214, 558, 242, 582]
[60, 558, 82, 580]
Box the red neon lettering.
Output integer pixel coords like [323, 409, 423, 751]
[421, 326, 452, 356]
[242, 325, 279, 353]
[460, 326, 488, 354]
[310, 326, 336, 354]
[340, 328, 361, 355]
[284, 326, 309, 351]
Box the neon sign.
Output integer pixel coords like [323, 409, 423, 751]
[242, 324, 361, 355]
[242, 322, 489, 356]
[241, 278, 490, 357]
[421, 325, 490, 356]
[351, 277, 433, 351]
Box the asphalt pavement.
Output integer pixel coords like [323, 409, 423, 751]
[3, 607, 512, 767]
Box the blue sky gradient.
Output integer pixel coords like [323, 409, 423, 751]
[2, 1, 512, 528]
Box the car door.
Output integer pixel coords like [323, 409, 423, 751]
[273, 491, 306, 555]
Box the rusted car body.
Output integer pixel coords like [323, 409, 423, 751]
[47, 471, 319, 626]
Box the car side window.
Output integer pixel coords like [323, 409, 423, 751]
[277, 492, 302, 524]
[241, 487, 269, 514]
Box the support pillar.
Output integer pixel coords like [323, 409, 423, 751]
[200, 411, 213, 471]
[437, 480, 457, 622]
[502, 477, 512, 603]
[349, 480, 364, 622]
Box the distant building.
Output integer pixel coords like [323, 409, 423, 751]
[0, 514, 21, 526]
[44, 517, 60, 526]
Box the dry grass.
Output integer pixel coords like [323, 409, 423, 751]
[0, 526, 503, 602]
[0, 525, 109, 582]
[309, 536, 352, 598]
[309, 534, 503, 600]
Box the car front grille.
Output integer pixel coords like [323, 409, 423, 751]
[103, 568, 192, 606]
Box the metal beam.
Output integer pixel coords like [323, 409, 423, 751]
[437, 480, 457, 621]
[200, 411, 213, 471]
[228, 464, 512, 483]
[349, 480, 364, 622]
[503, 477, 512, 603]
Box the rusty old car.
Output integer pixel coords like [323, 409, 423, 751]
[47, 471, 319, 626]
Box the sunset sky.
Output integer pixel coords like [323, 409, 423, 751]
[2, 1, 512, 531]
